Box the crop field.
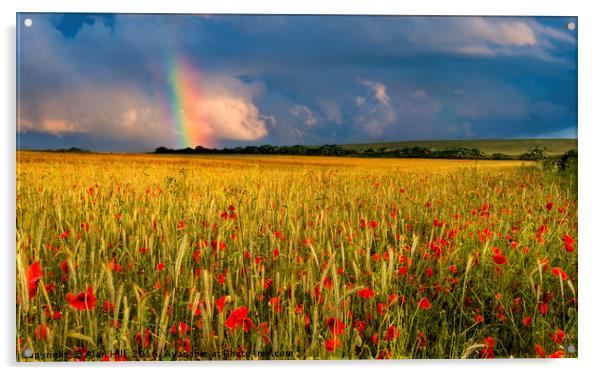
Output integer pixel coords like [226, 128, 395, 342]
[338, 138, 578, 156]
[16, 151, 577, 361]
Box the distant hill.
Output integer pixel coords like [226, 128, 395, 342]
[337, 138, 577, 156]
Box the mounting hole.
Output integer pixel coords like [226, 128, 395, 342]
[24, 18, 33, 27]
[567, 22, 576, 31]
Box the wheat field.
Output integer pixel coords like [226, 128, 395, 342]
[15, 151, 577, 361]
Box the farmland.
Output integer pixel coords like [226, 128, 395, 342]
[337, 138, 578, 156]
[16, 151, 577, 361]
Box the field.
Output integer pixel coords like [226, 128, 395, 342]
[16, 151, 577, 361]
[338, 138, 578, 156]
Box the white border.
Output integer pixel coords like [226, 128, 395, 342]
[2, 1, 601, 375]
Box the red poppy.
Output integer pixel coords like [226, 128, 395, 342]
[60, 260, 69, 274]
[538, 302, 549, 315]
[157, 263, 165, 272]
[26, 261, 43, 299]
[423, 268, 433, 279]
[418, 297, 431, 310]
[66, 287, 96, 311]
[302, 237, 314, 246]
[354, 320, 367, 333]
[34, 324, 48, 340]
[480, 337, 495, 359]
[549, 329, 565, 344]
[326, 317, 346, 336]
[225, 306, 253, 332]
[535, 343, 546, 358]
[563, 233, 575, 252]
[171, 321, 190, 337]
[175, 338, 191, 352]
[101, 353, 126, 361]
[548, 351, 565, 358]
[216, 296, 228, 313]
[522, 316, 533, 327]
[385, 325, 400, 341]
[492, 253, 507, 265]
[474, 315, 484, 324]
[135, 328, 151, 348]
[551, 267, 569, 281]
[358, 288, 375, 299]
[324, 337, 341, 352]
[108, 258, 123, 272]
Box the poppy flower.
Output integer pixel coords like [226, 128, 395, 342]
[135, 328, 151, 348]
[101, 353, 127, 361]
[324, 337, 341, 352]
[60, 260, 69, 274]
[522, 316, 533, 327]
[358, 288, 375, 299]
[302, 237, 314, 246]
[492, 252, 507, 265]
[66, 287, 96, 311]
[225, 306, 254, 332]
[385, 325, 400, 341]
[549, 329, 565, 344]
[175, 338, 191, 352]
[216, 296, 228, 313]
[418, 297, 431, 310]
[326, 317, 346, 336]
[480, 337, 495, 359]
[535, 343, 546, 358]
[563, 233, 575, 252]
[538, 302, 549, 315]
[474, 315, 484, 324]
[34, 324, 48, 340]
[157, 263, 165, 272]
[26, 261, 43, 299]
[354, 320, 367, 333]
[548, 351, 565, 358]
[551, 267, 569, 281]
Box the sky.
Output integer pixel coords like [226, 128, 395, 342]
[17, 14, 577, 152]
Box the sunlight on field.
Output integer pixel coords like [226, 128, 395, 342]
[16, 151, 576, 360]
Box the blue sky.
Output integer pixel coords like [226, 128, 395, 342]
[17, 14, 577, 151]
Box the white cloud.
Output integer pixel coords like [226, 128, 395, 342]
[362, 80, 391, 107]
[467, 18, 537, 46]
[290, 105, 318, 127]
[355, 80, 397, 139]
[355, 96, 366, 106]
[410, 89, 427, 99]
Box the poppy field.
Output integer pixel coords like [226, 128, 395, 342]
[16, 151, 577, 361]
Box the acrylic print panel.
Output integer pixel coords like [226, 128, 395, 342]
[16, 13, 578, 361]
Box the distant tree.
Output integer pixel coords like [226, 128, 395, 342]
[520, 148, 547, 160]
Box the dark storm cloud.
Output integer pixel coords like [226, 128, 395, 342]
[17, 14, 577, 151]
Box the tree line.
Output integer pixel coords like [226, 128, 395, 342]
[153, 144, 570, 161]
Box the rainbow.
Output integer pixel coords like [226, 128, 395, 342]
[165, 56, 214, 149]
